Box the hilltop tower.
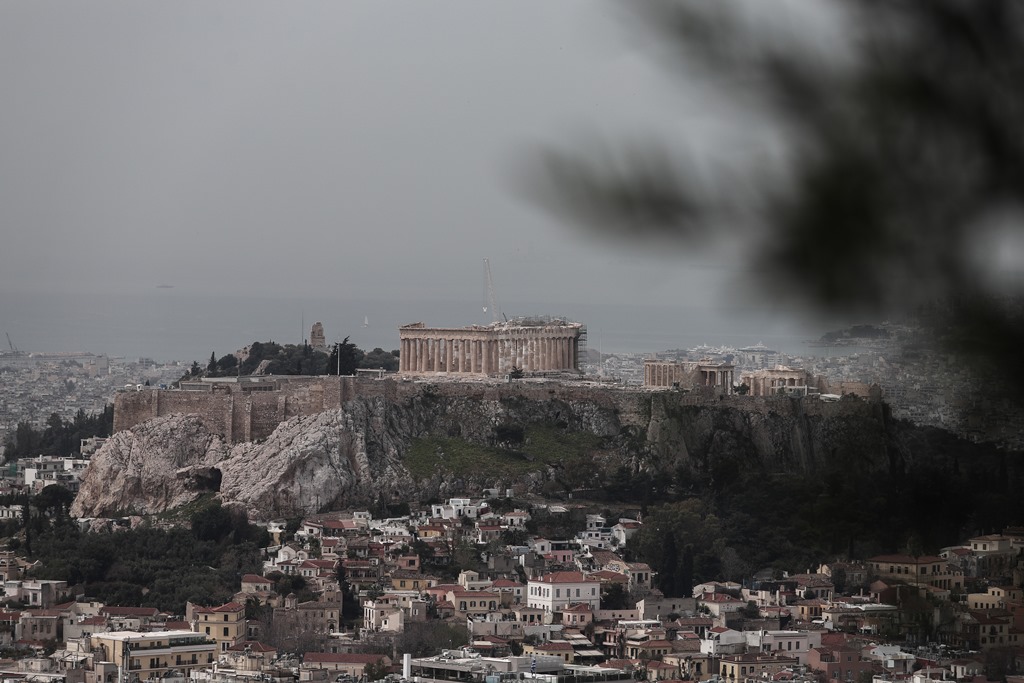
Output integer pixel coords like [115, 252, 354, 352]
[310, 322, 326, 350]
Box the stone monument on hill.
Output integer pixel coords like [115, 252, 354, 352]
[310, 322, 326, 350]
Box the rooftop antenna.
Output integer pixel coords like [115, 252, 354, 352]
[483, 258, 501, 323]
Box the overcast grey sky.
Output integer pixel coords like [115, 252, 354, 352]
[1, 1, 847, 359]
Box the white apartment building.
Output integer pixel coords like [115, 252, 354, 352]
[526, 572, 600, 613]
[744, 629, 822, 665]
[431, 498, 479, 520]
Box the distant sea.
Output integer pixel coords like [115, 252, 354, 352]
[0, 290, 855, 365]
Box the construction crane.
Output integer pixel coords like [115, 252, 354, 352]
[482, 258, 502, 323]
[5, 333, 18, 354]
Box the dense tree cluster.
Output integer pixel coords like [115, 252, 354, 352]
[624, 420, 1024, 594]
[187, 339, 400, 380]
[3, 406, 114, 460]
[10, 498, 266, 612]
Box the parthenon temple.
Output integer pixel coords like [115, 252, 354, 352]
[398, 319, 584, 376]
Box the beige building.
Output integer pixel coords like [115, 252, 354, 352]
[867, 554, 961, 591]
[362, 592, 427, 633]
[273, 597, 341, 636]
[90, 630, 216, 679]
[301, 653, 391, 679]
[643, 359, 736, 393]
[399, 318, 584, 376]
[967, 585, 1022, 611]
[187, 602, 245, 651]
[719, 653, 799, 682]
[969, 534, 1013, 553]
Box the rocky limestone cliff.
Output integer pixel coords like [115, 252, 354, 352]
[71, 414, 229, 517]
[74, 383, 906, 520]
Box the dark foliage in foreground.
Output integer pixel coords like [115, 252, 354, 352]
[20, 500, 266, 613]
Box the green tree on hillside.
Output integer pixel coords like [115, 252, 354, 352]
[326, 337, 362, 375]
[359, 347, 400, 372]
[3, 406, 114, 460]
[632, 499, 723, 596]
[217, 354, 238, 375]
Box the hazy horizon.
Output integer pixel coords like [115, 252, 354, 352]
[0, 1, 849, 358]
[0, 288, 851, 364]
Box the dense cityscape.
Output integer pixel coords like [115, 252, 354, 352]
[0, 312, 1020, 683]
[2, 1, 1023, 683]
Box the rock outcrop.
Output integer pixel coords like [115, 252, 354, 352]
[217, 407, 412, 519]
[73, 382, 906, 520]
[71, 414, 229, 517]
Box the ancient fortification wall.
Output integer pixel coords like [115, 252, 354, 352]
[113, 375, 878, 444]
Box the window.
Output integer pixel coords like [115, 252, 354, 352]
[223, 627, 229, 636]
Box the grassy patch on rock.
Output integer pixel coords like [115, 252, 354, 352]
[405, 424, 608, 480]
[405, 438, 536, 479]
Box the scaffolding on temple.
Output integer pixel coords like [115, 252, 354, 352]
[576, 325, 587, 370]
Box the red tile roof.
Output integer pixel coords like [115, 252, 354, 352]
[241, 574, 270, 583]
[228, 640, 276, 653]
[194, 602, 244, 614]
[561, 603, 593, 613]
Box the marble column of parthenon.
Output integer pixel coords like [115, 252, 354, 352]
[400, 325, 581, 375]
